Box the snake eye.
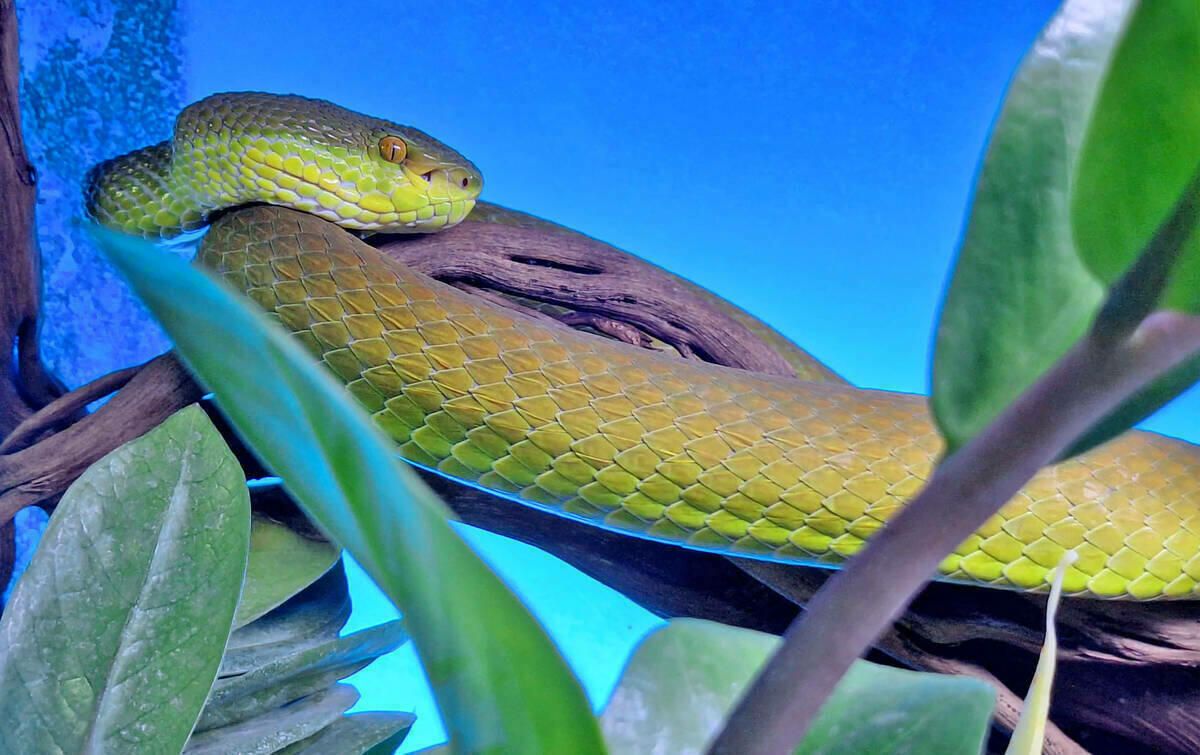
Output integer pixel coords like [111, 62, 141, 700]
[379, 136, 407, 164]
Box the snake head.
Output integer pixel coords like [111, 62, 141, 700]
[173, 92, 484, 234]
[362, 123, 483, 232]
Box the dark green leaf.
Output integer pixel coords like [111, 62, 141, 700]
[0, 406, 250, 754]
[601, 619, 993, 754]
[931, 0, 1122, 454]
[184, 684, 359, 754]
[197, 621, 406, 731]
[277, 711, 416, 755]
[94, 227, 605, 753]
[235, 513, 340, 628]
[222, 561, 352, 676]
[1072, 0, 1200, 314]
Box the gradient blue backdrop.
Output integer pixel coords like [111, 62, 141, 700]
[179, 2, 1200, 751]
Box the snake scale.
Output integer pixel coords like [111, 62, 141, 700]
[85, 92, 1200, 600]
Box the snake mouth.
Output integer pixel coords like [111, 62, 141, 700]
[237, 151, 478, 233]
[401, 196, 476, 232]
[390, 164, 480, 231]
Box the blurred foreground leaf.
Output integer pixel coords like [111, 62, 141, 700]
[931, 0, 1200, 459]
[600, 619, 993, 754]
[0, 406, 250, 754]
[95, 227, 605, 753]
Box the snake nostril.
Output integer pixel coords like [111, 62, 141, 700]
[420, 170, 434, 185]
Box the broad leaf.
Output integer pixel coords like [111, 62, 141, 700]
[95, 227, 605, 753]
[277, 711, 415, 754]
[932, 0, 1150, 457]
[601, 619, 993, 754]
[198, 621, 407, 731]
[0, 406, 250, 754]
[933, 0, 1200, 458]
[185, 684, 359, 754]
[235, 513, 340, 628]
[1073, 0, 1200, 314]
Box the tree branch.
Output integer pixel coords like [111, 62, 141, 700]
[374, 219, 824, 379]
[0, 0, 70, 594]
[0, 362, 142, 454]
[0, 0, 60, 417]
[0, 352, 201, 521]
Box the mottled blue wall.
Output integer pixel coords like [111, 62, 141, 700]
[17, 0, 183, 387]
[5, 0, 184, 601]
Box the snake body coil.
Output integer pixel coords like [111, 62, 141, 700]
[87, 92, 1200, 600]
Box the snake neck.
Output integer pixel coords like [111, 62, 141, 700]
[83, 141, 213, 239]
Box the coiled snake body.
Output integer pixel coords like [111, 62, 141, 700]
[87, 92, 1200, 600]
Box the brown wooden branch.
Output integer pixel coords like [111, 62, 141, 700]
[0, 0, 68, 590]
[0, 362, 142, 454]
[374, 220, 806, 378]
[0, 0, 60, 417]
[0, 352, 200, 520]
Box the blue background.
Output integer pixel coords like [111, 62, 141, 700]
[153, 1, 1200, 750]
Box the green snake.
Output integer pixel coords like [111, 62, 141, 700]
[85, 92, 1200, 601]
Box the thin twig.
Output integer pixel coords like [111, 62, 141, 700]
[0, 352, 201, 522]
[709, 311, 1200, 754]
[0, 362, 143, 453]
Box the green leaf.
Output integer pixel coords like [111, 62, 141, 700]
[185, 684, 359, 754]
[277, 711, 416, 754]
[601, 619, 994, 755]
[0, 406, 250, 754]
[197, 620, 407, 732]
[235, 512, 340, 628]
[222, 561, 352, 676]
[930, 0, 1120, 454]
[796, 665, 993, 755]
[1072, 0, 1200, 314]
[94, 226, 605, 753]
[932, 0, 1200, 458]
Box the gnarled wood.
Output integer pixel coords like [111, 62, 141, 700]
[375, 219, 825, 379]
[0, 353, 200, 520]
